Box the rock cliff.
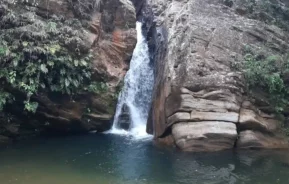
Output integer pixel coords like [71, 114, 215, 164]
[140, 0, 289, 151]
[0, 0, 136, 142]
[1, 0, 289, 152]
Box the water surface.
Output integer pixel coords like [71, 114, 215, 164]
[0, 134, 289, 184]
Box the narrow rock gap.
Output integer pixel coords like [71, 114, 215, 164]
[234, 100, 244, 148]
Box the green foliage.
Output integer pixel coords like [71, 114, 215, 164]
[46, 22, 57, 33]
[0, 3, 106, 113]
[243, 51, 289, 113]
[0, 91, 12, 111]
[24, 100, 38, 113]
[85, 82, 108, 94]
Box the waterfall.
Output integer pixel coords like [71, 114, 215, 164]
[107, 22, 154, 139]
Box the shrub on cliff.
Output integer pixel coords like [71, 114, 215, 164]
[243, 51, 289, 114]
[0, 2, 106, 113]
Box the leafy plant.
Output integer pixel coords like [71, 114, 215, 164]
[86, 82, 108, 94]
[0, 91, 13, 111]
[243, 51, 289, 113]
[24, 100, 38, 113]
[46, 22, 58, 33]
[0, 2, 106, 113]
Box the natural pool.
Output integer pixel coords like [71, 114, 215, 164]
[0, 134, 289, 184]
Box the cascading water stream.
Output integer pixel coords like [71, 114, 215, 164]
[107, 22, 154, 139]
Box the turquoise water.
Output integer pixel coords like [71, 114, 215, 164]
[0, 134, 289, 184]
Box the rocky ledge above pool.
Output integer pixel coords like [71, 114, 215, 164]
[166, 88, 289, 151]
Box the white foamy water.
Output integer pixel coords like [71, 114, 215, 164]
[106, 22, 154, 140]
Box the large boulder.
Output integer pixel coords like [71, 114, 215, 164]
[172, 121, 237, 152]
[141, 0, 289, 151]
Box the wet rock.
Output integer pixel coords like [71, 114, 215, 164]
[4, 123, 20, 137]
[0, 135, 11, 144]
[117, 104, 131, 130]
[172, 121, 237, 152]
[237, 131, 289, 149]
[82, 114, 112, 132]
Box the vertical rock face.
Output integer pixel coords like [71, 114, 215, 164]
[40, 0, 136, 133]
[142, 0, 289, 151]
[0, 0, 137, 139]
[37, 0, 137, 133]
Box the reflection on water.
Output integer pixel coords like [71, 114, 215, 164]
[0, 134, 289, 184]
